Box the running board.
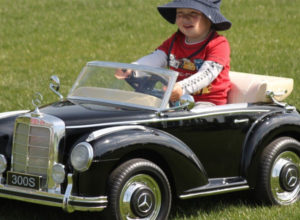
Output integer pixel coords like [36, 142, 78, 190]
[179, 177, 249, 199]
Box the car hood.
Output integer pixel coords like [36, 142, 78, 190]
[40, 100, 155, 127]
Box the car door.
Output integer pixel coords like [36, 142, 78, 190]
[158, 106, 264, 178]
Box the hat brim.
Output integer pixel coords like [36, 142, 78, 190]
[157, 1, 231, 31]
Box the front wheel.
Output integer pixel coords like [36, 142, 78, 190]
[107, 159, 172, 220]
[256, 137, 300, 205]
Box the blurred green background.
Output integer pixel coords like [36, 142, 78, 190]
[1, 0, 299, 111]
[0, 0, 300, 219]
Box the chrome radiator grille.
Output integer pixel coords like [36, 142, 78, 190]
[12, 122, 51, 177]
[11, 113, 65, 190]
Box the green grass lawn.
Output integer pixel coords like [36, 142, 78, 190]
[0, 0, 300, 219]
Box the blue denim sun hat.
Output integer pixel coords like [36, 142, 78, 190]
[157, 0, 231, 31]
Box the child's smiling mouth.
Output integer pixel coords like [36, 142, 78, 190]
[183, 24, 194, 29]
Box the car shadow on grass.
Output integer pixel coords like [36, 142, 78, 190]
[0, 198, 104, 220]
[170, 190, 260, 219]
[0, 191, 259, 220]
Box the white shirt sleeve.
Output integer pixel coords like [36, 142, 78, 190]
[178, 61, 223, 95]
[132, 50, 167, 68]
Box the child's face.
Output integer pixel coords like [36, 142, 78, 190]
[176, 8, 212, 43]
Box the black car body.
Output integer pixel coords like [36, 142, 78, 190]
[0, 61, 298, 219]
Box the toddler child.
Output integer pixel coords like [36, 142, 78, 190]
[117, 0, 232, 106]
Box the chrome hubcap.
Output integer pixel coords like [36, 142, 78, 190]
[280, 163, 299, 191]
[119, 174, 161, 220]
[271, 151, 300, 204]
[131, 186, 155, 217]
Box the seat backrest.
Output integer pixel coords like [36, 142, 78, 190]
[228, 71, 294, 104]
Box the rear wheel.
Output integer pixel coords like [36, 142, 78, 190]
[107, 159, 172, 220]
[256, 137, 300, 205]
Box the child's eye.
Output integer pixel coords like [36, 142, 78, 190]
[191, 12, 201, 17]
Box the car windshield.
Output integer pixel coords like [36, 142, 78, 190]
[68, 61, 178, 111]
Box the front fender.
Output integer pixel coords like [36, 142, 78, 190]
[0, 110, 29, 157]
[241, 110, 300, 187]
[88, 125, 208, 196]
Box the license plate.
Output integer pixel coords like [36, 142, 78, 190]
[7, 171, 41, 190]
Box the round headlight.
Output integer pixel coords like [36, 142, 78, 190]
[71, 142, 93, 172]
[0, 155, 7, 174]
[52, 163, 65, 184]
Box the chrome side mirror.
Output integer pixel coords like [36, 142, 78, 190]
[50, 75, 63, 101]
[159, 94, 195, 114]
[179, 94, 195, 110]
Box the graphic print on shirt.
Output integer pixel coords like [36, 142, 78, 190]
[169, 54, 204, 71]
[193, 85, 212, 95]
[169, 54, 211, 95]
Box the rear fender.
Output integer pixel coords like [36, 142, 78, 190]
[241, 110, 300, 187]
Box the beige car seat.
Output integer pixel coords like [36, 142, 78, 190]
[227, 71, 294, 104]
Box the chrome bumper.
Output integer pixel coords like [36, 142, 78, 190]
[0, 173, 107, 213]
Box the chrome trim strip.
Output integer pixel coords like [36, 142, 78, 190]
[0, 173, 107, 212]
[0, 110, 29, 119]
[190, 103, 249, 113]
[63, 174, 73, 212]
[179, 185, 250, 199]
[86, 125, 147, 142]
[66, 109, 270, 129]
[234, 119, 250, 124]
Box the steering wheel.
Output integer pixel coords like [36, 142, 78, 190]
[125, 72, 168, 99]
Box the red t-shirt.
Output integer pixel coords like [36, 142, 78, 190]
[157, 31, 231, 105]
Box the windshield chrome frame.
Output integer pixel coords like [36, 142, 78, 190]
[68, 61, 178, 112]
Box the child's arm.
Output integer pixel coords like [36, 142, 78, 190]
[178, 61, 223, 95]
[133, 50, 167, 68]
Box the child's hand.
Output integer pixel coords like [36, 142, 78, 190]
[170, 83, 183, 102]
[115, 69, 132, 79]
